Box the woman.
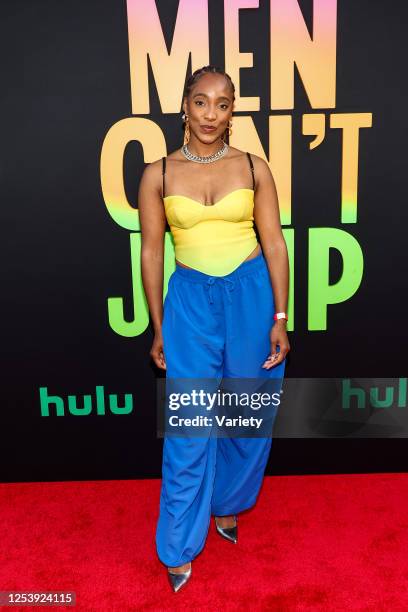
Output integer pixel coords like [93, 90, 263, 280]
[138, 65, 290, 592]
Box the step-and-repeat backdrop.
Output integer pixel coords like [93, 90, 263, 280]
[2, 0, 407, 481]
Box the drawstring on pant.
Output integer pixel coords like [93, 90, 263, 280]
[205, 277, 215, 304]
[205, 277, 235, 305]
[223, 278, 235, 304]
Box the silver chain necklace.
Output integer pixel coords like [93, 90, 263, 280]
[181, 141, 229, 163]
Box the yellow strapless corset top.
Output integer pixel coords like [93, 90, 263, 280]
[163, 188, 259, 277]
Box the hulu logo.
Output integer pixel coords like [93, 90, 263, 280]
[39, 386, 133, 416]
[342, 378, 408, 409]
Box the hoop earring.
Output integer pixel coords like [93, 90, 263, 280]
[222, 119, 233, 142]
[182, 113, 190, 145]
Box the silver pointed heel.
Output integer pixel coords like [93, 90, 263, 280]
[215, 515, 238, 544]
[167, 562, 192, 592]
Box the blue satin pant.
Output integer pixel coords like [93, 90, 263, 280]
[156, 251, 286, 566]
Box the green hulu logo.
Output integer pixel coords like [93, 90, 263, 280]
[39, 386, 133, 416]
[342, 378, 408, 409]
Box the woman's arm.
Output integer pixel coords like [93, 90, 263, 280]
[252, 156, 291, 368]
[138, 161, 167, 369]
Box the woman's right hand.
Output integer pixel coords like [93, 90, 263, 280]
[150, 330, 166, 370]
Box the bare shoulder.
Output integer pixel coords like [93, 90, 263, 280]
[227, 146, 250, 161]
[135, 159, 162, 208]
[246, 152, 270, 173]
[247, 153, 275, 190]
[139, 157, 164, 195]
[230, 148, 270, 173]
[139, 149, 185, 200]
[142, 156, 163, 178]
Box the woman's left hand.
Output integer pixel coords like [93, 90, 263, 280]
[262, 320, 291, 369]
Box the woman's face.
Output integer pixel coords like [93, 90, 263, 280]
[183, 73, 234, 142]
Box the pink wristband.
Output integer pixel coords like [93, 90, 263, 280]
[273, 312, 288, 321]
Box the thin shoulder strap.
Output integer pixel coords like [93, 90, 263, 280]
[246, 152, 255, 190]
[161, 156, 166, 198]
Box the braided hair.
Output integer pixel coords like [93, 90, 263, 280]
[182, 65, 235, 142]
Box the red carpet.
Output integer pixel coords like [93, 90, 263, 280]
[1, 473, 407, 611]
